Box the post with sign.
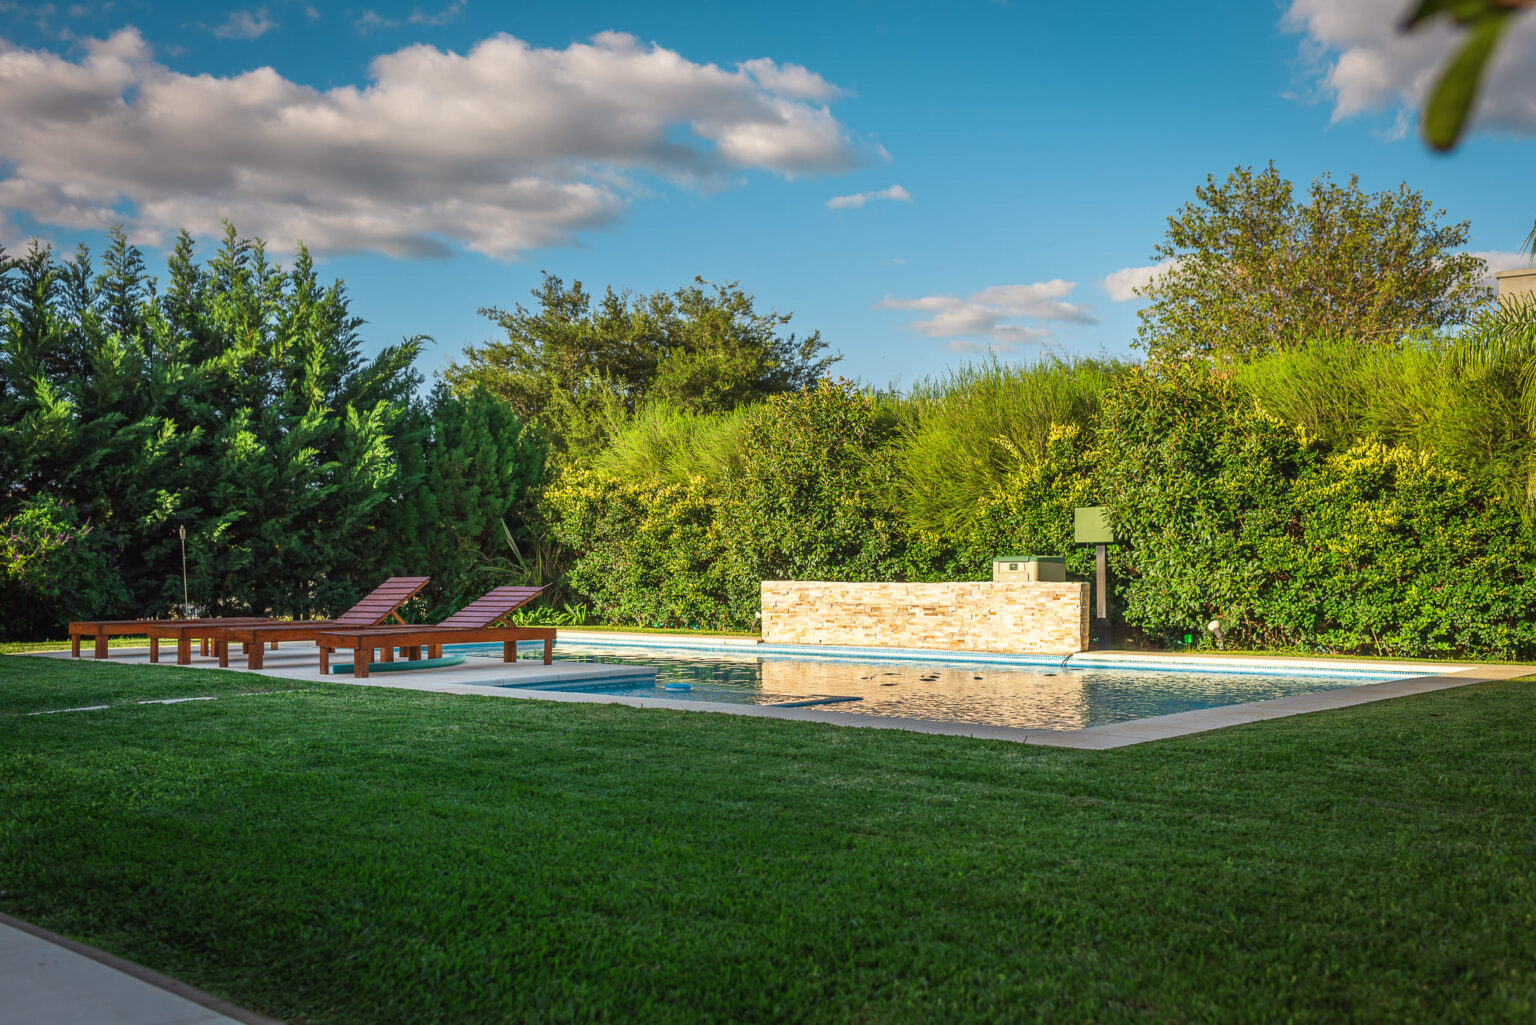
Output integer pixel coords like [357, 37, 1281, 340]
[1073, 507, 1116, 649]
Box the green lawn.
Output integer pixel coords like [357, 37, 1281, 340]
[1, 655, 1532, 1024]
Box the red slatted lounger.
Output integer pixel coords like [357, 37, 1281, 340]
[209, 577, 431, 669]
[313, 585, 553, 678]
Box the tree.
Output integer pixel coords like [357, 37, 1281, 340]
[445, 274, 839, 461]
[0, 225, 430, 625]
[1135, 163, 1488, 363]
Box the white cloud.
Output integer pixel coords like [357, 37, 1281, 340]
[1099, 259, 1180, 302]
[355, 1, 466, 32]
[740, 57, 845, 101]
[0, 28, 869, 259]
[876, 279, 1098, 350]
[212, 9, 276, 40]
[1284, 0, 1536, 138]
[1469, 249, 1535, 289]
[826, 183, 910, 210]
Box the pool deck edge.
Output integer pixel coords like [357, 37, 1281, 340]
[23, 641, 1533, 750]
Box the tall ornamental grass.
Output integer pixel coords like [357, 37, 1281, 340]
[1234, 302, 1536, 513]
[897, 357, 1125, 535]
[593, 400, 752, 487]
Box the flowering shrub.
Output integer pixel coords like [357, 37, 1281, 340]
[1, 495, 132, 639]
[1271, 443, 1536, 658]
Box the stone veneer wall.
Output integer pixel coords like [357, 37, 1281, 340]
[760, 580, 1090, 655]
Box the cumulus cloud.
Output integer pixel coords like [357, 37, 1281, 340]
[826, 184, 910, 210]
[1284, 0, 1536, 138]
[0, 27, 869, 258]
[1099, 259, 1180, 302]
[876, 279, 1098, 350]
[211, 9, 276, 40]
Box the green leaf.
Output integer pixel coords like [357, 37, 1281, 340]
[1423, 12, 1512, 151]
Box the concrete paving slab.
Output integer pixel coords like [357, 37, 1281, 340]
[0, 915, 278, 1025]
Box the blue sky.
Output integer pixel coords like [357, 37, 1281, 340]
[1, 0, 1532, 389]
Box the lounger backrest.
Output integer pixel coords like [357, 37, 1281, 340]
[439, 585, 545, 629]
[331, 576, 432, 626]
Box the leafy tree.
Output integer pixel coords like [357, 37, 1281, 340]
[0, 225, 432, 627]
[1135, 163, 1488, 363]
[446, 273, 838, 461]
[386, 386, 547, 615]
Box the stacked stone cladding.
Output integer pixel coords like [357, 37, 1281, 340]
[760, 580, 1090, 654]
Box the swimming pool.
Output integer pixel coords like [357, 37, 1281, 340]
[454, 640, 1408, 731]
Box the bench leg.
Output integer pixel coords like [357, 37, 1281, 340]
[544, 638, 553, 665]
[218, 641, 230, 669]
[249, 643, 264, 670]
[428, 644, 442, 659]
[95, 635, 108, 660]
[199, 637, 209, 656]
[352, 645, 370, 678]
[319, 645, 331, 675]
[381, 645, 394, 664]
[71, 634, 81, 658]
[504, 640, 516, 663]
[404, 645, 421, 661]
[177, 636, 192, 666]
[149, 636, 160, 663]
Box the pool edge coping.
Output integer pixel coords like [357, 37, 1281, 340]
[478, 631, 1476, 680]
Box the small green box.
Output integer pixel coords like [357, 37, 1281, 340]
[992, 556, 1066, 583]
[1074, 506, 1115, 544]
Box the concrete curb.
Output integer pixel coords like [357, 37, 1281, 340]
[0, 912, 283, 1025]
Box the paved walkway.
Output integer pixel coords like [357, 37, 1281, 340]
[0, 914, 279, 1025]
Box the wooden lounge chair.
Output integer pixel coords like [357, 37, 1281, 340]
[313, 585, 553, 678]
[205, 576, 431, 669]
[68, 617, 268, 660]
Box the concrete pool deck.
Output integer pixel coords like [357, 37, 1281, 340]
[33, 637, 1534, 748]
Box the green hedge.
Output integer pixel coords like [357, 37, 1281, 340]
[547, 361, 1536, 659]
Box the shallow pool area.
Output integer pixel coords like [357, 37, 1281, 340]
[453, 640, 1409, 731]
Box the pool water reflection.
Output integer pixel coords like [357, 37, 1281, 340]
[459, 642, 1399, 731]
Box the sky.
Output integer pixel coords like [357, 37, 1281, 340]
[0, 0, 1533, 389]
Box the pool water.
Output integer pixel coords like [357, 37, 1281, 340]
[460, 642, 1403, 731]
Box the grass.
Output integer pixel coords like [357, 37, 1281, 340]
[0, 638, 149, 654]
[2, 654, 1534, 1024]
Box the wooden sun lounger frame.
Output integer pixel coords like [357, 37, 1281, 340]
[311, 584, 552, 678]
[142, 618, 282, 666]
[212, 577, 431, 669]
[67, 617, 271, 660]
[314, 625, 557, 677]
